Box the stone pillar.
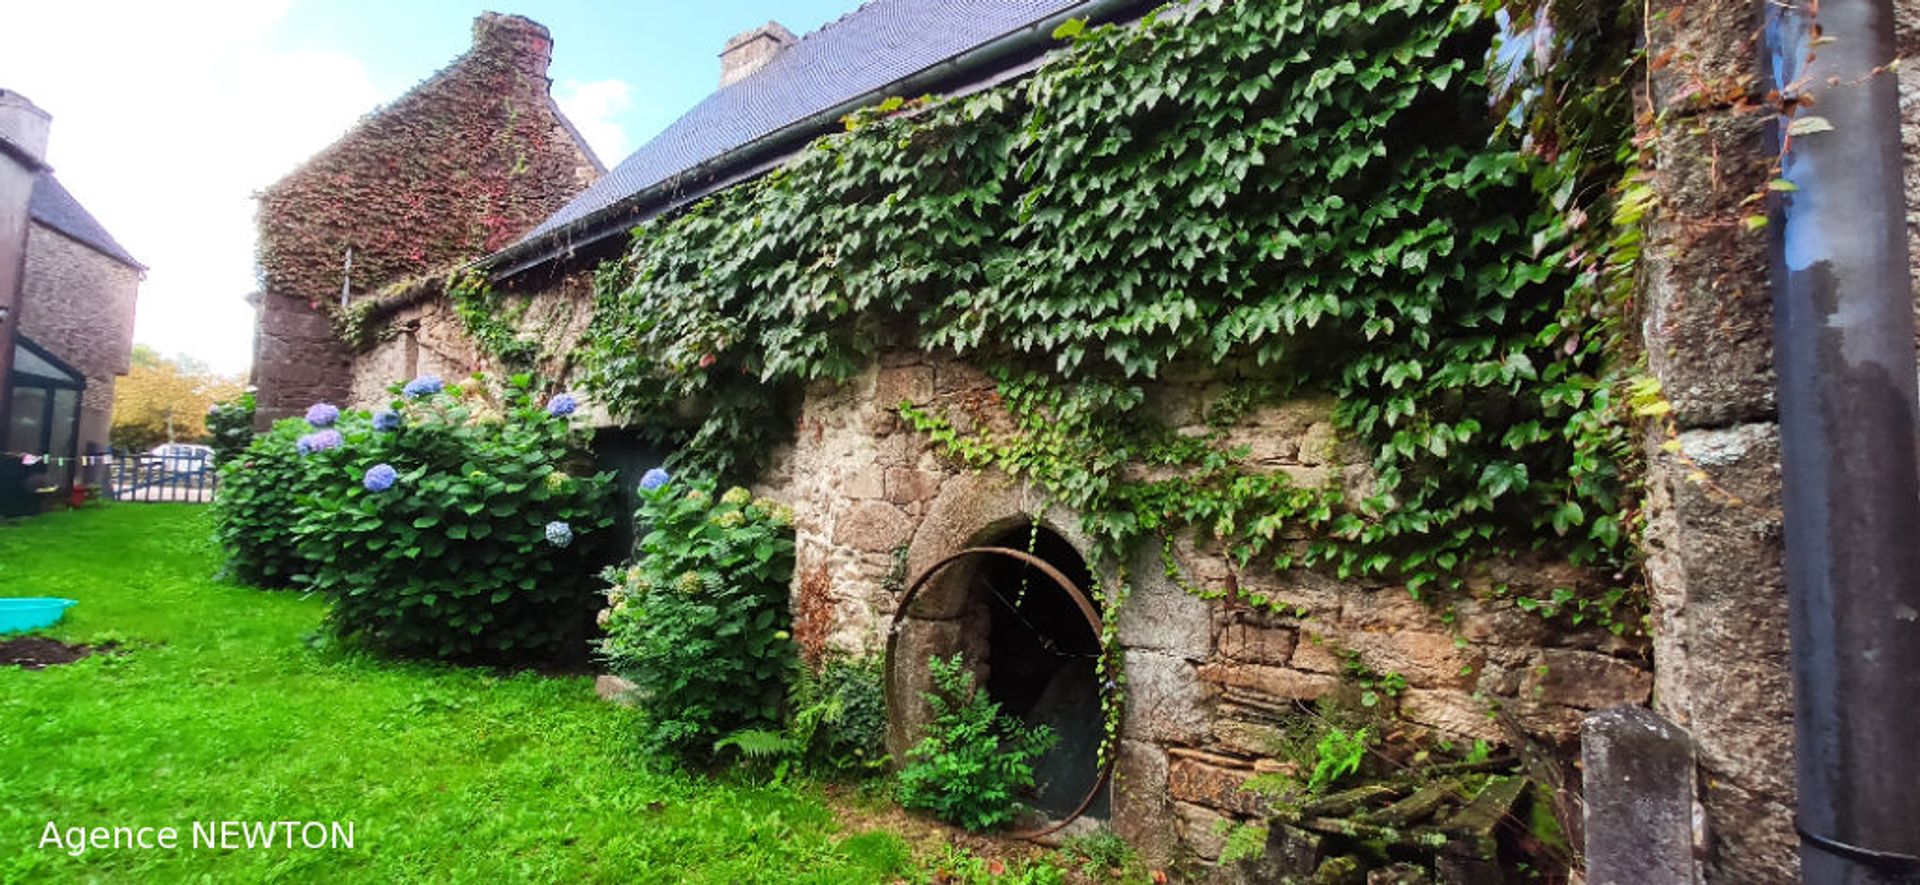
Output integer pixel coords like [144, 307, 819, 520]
[1639, 1, 1797, 881]
[1582, 706, 1697, 885]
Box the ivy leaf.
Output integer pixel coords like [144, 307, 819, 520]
[1480, 462, 1529, 499]
[1787, 116, 1834, 137]
[1051, 17, 1086, 41]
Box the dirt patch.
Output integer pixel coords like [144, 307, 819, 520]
[0, 637, 113, 670]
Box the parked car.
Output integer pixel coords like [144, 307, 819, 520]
[145, 443, 214, 472]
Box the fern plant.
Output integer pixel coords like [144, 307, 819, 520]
[896, 654, 1056, 831]
[713, 653, 889, 781]
[1307, 726, 1371, 794]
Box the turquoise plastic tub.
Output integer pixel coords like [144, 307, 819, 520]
[0, 598, 76, 635]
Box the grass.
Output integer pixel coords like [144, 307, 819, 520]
[0, 505, 915, 883]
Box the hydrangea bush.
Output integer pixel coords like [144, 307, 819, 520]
[211, 412, 355, 587]
[214, 373, 616, 662]
[600, 474, 797, 756]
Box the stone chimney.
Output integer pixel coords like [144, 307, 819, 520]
[720, 22, 797, 88]
[0, 89, 52, 165]
[471, 12, 554, 80]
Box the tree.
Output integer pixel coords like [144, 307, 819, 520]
[110, 345, 245, 450]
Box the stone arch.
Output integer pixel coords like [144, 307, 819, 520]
[889, 471, 1111, 823]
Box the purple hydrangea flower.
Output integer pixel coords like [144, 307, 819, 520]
[305, 402, 340, 428]
[363, 463, 398, 493]
[639, 467, 670, 492]
[372, 410, 401, 432]
[544, 521, 574, 548]
[402, 375, 444, 398]
[296, 429, 343, 456]
[545, 392, 578, 417]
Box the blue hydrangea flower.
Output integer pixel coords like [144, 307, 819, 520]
[363, 463, 398, 493]
[544, 521, 574, 548]
[305, 402, 340, 428]
[296, 429, 343, 456]
[402, 375, 444, 398]
[546, 392, 578, 417]
[372, 410, 401, 432]
[639, 467, 670, 492]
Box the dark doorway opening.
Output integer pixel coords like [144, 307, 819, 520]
[978, 523, 1109, 821]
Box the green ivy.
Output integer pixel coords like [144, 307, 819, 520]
[450, 271, 542, 368]
[555, 1, 1645, 620]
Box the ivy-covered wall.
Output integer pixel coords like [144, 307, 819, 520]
[337, 0, 1651, 845]
[755, 352, 1653, 864]
[251, 12, 600, 427]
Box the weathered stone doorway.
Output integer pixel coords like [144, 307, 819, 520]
[889, 518, 1110, 826]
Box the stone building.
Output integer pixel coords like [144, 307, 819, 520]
[250, 12, 603, 428]
[253, 0, 1920, 880]
[304, 0, 1658, 869]
[0, 89, 143, 500]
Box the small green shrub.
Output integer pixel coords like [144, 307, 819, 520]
[1059, 827, 1137, 878]
[896, 654, 1056, 831]
[292, 376, 615, 661]
[1307, 726, 1371, 794]
[205, 391, 256, 467]
[600, 475, 797, 757]
[715, 652, 890, 779]
[212, 417, 333, 587]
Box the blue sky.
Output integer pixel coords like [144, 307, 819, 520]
[272, 1, 859, 165]
[0, 0, 864, 374]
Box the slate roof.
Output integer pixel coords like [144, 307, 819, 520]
[29, 173, 144, 271]
[514, 0, 1096, 247]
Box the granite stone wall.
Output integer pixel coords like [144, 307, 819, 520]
[755, 353, 1654, 865]
[18, 222, 140, 458]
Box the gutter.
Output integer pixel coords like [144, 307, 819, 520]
[482, 0, 1148, 282]
[1764, 0, 1920, 881]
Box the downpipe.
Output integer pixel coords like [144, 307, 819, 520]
[1765, 0, 1920, 882]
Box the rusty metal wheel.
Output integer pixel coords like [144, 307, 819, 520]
[883, 545, 1113, 840]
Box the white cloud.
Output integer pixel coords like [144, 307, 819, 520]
[0, 0, 381, 375]
[554, 78, 635, 167]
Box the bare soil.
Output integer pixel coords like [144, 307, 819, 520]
[0, 637, 112, 670]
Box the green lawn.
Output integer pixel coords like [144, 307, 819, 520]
[0, 505, 915, 883]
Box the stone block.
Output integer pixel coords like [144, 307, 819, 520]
[884, 467, 941, 504]
[1126, 650, 1212, 745]
[871, 364, 934, 408]
[1172, 801, 1233, 861]
[1213, 718, 1289, 757]
[832, 500, 913, 552]
[1643, 110, 1777, 429]
[1524, 649, 1652, 710]
[1641, 421, 1795, 883]
[1117, 554, 1214, 658]
[1347, 629, 1483, 690]
[1113, 739, 1178, 867]
[1196, 662, 1338, 703]
[1216, 621, 1297, 667]
[1645, 0, 1765, 113]
[844, 464, 885, 499]
[1168, 752, 1267, 816]
[594, 674, 637, 706]
[1581, 706, 1696, 885]
[1397, 688, 1501, 743]
[1288, 635, 1344, 674]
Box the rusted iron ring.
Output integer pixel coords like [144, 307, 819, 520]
[883, 545, 1113, 841]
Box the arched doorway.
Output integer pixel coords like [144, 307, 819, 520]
[889, 518, 1110, 827]
[977, 522, 1108, 821]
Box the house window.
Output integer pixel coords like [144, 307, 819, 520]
[6, 336, 85, 492]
